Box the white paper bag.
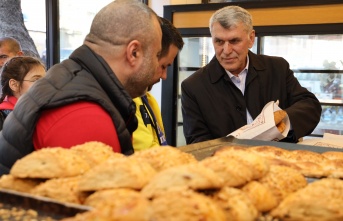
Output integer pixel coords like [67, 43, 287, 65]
[227, 101, 290, 141]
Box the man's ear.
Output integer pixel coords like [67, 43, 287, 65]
[17, 51, 24, 56]
[126, 40, 142, 66]
[248, 30, 256, 49]
[9, 79, 19, 92]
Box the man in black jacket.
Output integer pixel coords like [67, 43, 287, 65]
[181, 5, 321, 144]
[0, 0, 162, 175]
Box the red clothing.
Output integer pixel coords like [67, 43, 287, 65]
[0, 96, 17, 110]
[33, 101, 121, 152]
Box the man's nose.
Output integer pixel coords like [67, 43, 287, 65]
[160, 69, 167, 80]
[223, 41, 233, 54]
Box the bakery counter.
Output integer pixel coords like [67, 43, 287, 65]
[1, 140, 343, 220]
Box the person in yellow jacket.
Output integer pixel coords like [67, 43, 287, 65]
[132, 17, 184, 151]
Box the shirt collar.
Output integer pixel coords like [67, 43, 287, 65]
[226, 55, 249, 79]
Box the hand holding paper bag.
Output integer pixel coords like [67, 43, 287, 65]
[227, 101, 290, 141]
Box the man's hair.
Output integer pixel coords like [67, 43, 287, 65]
[85, 0, 158, 52]
[0, 37, 22, 53]
[159, 17, 184, 58]
[209, 5, 253, 34]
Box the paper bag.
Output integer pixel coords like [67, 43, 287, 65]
[227, 101, 290, 141]
[298, 133, 343, 149]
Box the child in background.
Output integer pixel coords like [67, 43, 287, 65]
[0, 56, 46, 129]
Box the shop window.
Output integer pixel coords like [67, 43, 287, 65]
[21, 0, 46, 59]
[59, 0, 113, 62]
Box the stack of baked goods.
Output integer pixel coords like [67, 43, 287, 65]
[1, 142, 343, 221]
[246, 145, 343, 179]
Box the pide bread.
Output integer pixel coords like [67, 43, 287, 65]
[288, 150, 331, 165]
[150, 188, 227, 221]
[63, 188, 152, 221]
[214, 146, 270, 180]
[70, 141, 120, 167]
[321, 152, 343, 178]
[247, 146, 343, 179]
[211, 186, 259, 221]
[84, 188, 143, 208]
[199, 154, 254, 187]
[258, 165, 307, 203]
[30, 176, 87, 204]
[0, 174, 43, 193]
[247, 146, 292, 162]
[83, 188, 152, 221]
[129, 146, 197, 172]
[270, 178, 343, 221]
[322, 151, 343, 161]
[10, 147, 90, 179]
[78, 157, 156, 191]
[141, 163, 224, 199]
[288, 150, 335, 178]
[241, 181, 279, 212]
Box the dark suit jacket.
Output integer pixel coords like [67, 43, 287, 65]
[181, 51, 322, 144]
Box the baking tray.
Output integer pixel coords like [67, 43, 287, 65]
[0, 189, 91, 220]
[178, 136, 343, 160]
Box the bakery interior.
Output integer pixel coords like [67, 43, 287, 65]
[1, 0, 343, 220]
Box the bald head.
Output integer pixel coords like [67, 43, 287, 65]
[0, 37, 22, 52]
[83, 0, 162, 98]
[85, 0, 158, 52]
[0, 37, 23, 68]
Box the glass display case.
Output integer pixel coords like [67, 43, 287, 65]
[162, 1, 343, 147]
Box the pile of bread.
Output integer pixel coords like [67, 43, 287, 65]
[1, 141, 343, 221]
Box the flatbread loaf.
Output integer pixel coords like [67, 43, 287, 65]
[289, 150, 331, 165]
[248, 146, 336, 178]
[321, 151, 343, 161]
[199, 154, 254, 187]
[84, 188, 147, 208]
[78, 157, 156, 191]
[150, 188, 227, 221]
[270, 178, 343, 221]
[259, 165, 307, 203]
[0, 174, 43, 193]
[214, 147, 270, 180]
[129, 146, 197, 172]
[247, 146, 292, 162]
[289, 150, 333, 178]
[141, 163, 224, 199]
[30, 176, 87, 204]
[211, 186, 259, 221]
[70, 141, 121, 167]
[10, 147, 90, 179]
[241, 181, 279, 212]
[63, 188, 152, 221]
